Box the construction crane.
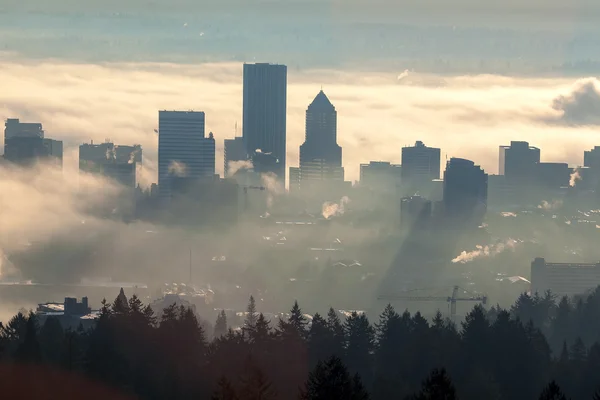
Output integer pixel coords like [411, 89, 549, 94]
[378, 285, 488, 320]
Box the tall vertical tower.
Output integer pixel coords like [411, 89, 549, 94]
[299, 90, 343, 187]
[443, 157, 488, 228]
[401, 141, 441, 191]
[242, 63, 287, 184]
[158, 111, 215, 200]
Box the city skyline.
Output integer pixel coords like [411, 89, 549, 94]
[1, 60, 599, 184]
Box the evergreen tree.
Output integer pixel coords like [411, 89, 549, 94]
[344, 312, 375, 387]
[288, 300, 308, 336]
[15, 312, 42, 363]
[214, 310, 228, 339]
[308, 313, 333, 368]
[326, 308, 345, 358]
[252, 313, 272, 344]
[301, 356, 369, 400]
[538, 381, 568, 400]
[244, 296, 258, 334]
[411, 368, 458, 400]
[112, 288, 130, 316]
[212, 377, 239, 400]
[39, 316, 64, 365]
[238, 357, 277, 400]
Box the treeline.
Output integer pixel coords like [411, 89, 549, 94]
[2, 289, 600, 399]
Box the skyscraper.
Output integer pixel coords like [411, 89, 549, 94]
[158, 111, 215, 200]
[79, 141, 142, 188]
[401, 141, 441, 190]
[4, 118, 44, 141]
[242, 63, 287, 183]
[224, 136, 247, 178]
[360, 161, 402, 192]
[298, 90, 343, 188]
[4, 137, 63, 167]
[499, 141, 540, 181]
[584, 146, 600, 170]
[443, 158, 488, 227]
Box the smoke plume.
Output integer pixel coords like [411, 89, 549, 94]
[322, 196, 351, 219]
[570, 168, 582, 187]
[451, 239, 521, 264]
[260, 172, 283, 209]
[551, 78, 600, 126]
[228, 160, 253, 176]
[538, 200, 563, 211]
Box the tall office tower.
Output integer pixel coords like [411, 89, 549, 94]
[4, 137, 63, 167]
[443, 158, 488, 227]
[298, 90, 344, 188]
[360, 161, 402, 192]
[158, 111, 215, 200]
[499, 141, 540, 181]
[242, 63, 287, 183]
[288, 167, 301, 193]
[401, 141, 441, 190]
[584, 146, 600, 170]
[224, 136, 247, 178]
[4, 118, 44, 140]
[4, 118, 45, 156]
[79, 141, 142, 188]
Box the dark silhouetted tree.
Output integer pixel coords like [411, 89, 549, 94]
[326, 307, 345, 358]
[244, 296, 258, 335]
[411, 368, 458, 400]
[344, 311, 374, 388]
[214, 310, 228, 339]
[112, 288, 129, 316]
[238, 357, 277, 400]
[301, 356, 369, 400]
[212, 377, 239, 400]
[15, 312, 41, 363]
[39, 316, 64, 365]
[538, 381, 568, 400]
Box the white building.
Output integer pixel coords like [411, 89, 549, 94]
[531, 257, 600, 298]
[158, 111, 215, 200]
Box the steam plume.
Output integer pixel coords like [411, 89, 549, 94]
[570, 168, 582, 187]
[228, 160, 253, 176]
[538, 200, 563, 211]
[260, 172, 283, 209]
[452, 239, 521, 264]
[322, 196, 350, 219]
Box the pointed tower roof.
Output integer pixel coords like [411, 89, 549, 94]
[308, 90, 335, 111]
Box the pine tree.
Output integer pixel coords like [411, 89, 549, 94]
[326, 308, 345, 358]
[113, 288, 130, 316]
[344, 312, 375, 387]
[252, 313, 272, 344]
[142, 304, 157, 327]
[308, 313, 334, 368]
[288, 300, 308, 336]
[212, 377, 239, 400]
[39, 316, 64, 365]
[239, 358, 277, 400]
[15, 312, 42, 363]
[214, 310, 228, 339]
[411, 368, 457, 400]
[538, 381, 568, 400]
[301, 356, 369, 400]
[244, 296, 258, 334]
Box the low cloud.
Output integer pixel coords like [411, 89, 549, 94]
[548, 78, 600, 126]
